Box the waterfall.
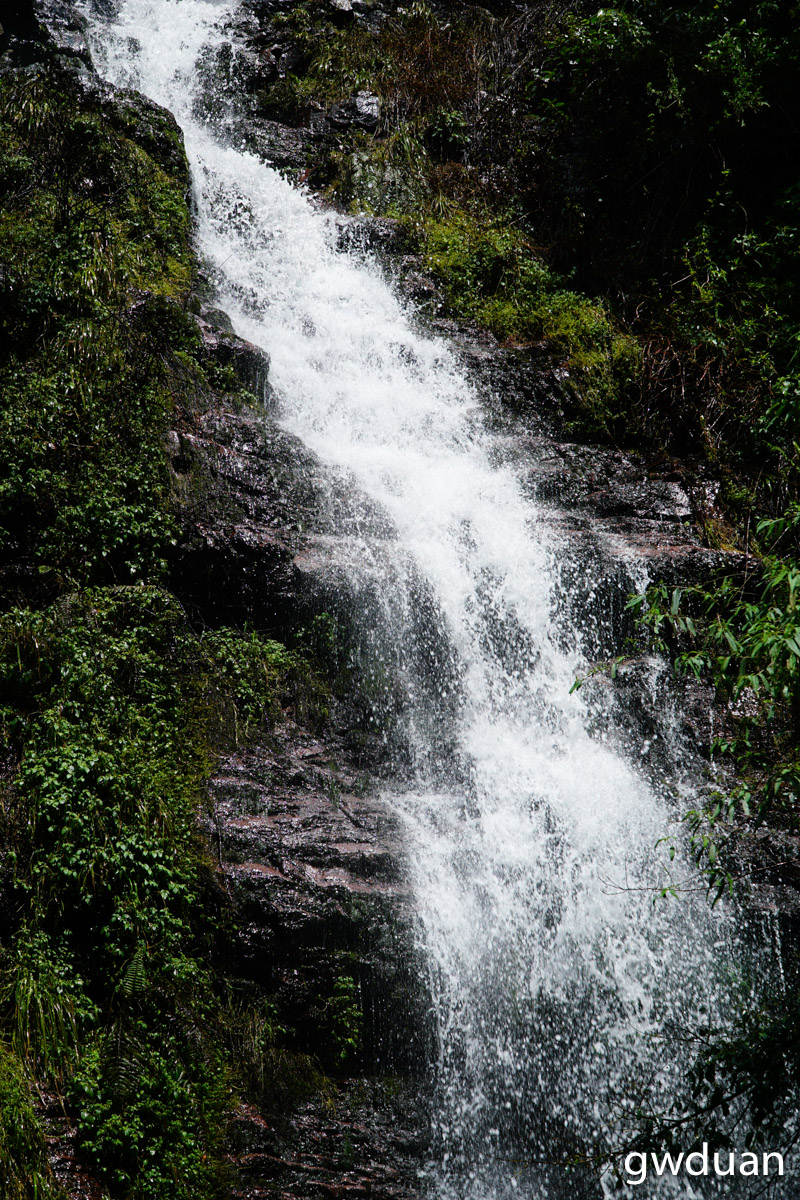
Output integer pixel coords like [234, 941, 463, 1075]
[83, 3, 766, 1195]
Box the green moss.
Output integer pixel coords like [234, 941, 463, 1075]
[0, 71, 194, 588]
[302, 25, 383, 104]
[421, 210, 641, 436]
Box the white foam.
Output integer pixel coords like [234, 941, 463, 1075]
[84, 5, 746, 1194]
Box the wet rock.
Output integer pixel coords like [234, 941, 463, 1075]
[195, 308, 273, 400]
[335, 215, 413, 260]
[31, 0, 91, 63]
[167, 350, 431, 1191]
[228, 1082, 425, 1199]
[398, 267, 445, 310]
[737, 828, 800, 924]
[169, 374, 395, 636]
[0, 0, 95, 70]
[206, 726, 427, 1048]
[278, 42, 307, 75]
[330, 90, 380, 132]
[168, 403, 308, 631]
[251, 44, 278, 83]
[229, 112, 325, 174]
[1, 0, 42, 44]
[206, 726, 430, 1197]
[36, 1090, 106, 1200]
[167, 343, 466, 777]
[329, 0, 355, 23]
[0, 0, 53, 65]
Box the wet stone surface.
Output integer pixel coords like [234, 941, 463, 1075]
[205, 723, 430, 1198]
[228, 1084, 426, 1199]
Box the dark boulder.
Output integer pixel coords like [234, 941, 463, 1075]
[330, 89, 380, 132]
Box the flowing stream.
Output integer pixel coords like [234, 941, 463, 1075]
[84, 3, 769, 1195]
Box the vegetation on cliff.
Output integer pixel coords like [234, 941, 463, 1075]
[250, 0, 798, 480]
[0, 62, 328, 1198]
[2, 0, 800, 1188]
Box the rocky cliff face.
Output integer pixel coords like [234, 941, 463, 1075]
[162, 325, 435, 1198]
[3, 3, 774, 1197]
[159, 245, 752, 1200]
[1, 4, 432, 1196]
[206, 734, 429, 1198]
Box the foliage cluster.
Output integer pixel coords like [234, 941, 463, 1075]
[0, 586, 291, 1198]
[0, 63, 329, 1198]
[255, 0, 800, 464]
[630, 560, 800, 881]
[202, 626, 323, 742]
[525, 0, 800, 469]
[0, 69, 192, 588]
[630, 491, 800, 865]
[0, 588, 323, 1196]
[317, 974, 363, 1066]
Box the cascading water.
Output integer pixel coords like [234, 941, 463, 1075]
[83, 3, 775, 1194]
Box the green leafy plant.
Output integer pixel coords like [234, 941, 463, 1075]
[201, 627, 310, 741]
[320, 975, 363, 1067]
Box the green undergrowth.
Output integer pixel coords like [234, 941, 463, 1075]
[0, 586, 324, 1198]
[221, 988, 339, 1118]
[0, 1041, 60, 1199]
[418, 210, 640, 433]
[0, 68, 191, 587]
[0, 63, 331, 1198]
[630, 550, 800, 895]
[524, 0, 800, 474]
[203, 625, 326, 743]
[621, 516, 800, 1152]
[0, 585, 223, 1199]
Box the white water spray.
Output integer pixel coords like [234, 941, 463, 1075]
[83, 4, 757, 1195]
